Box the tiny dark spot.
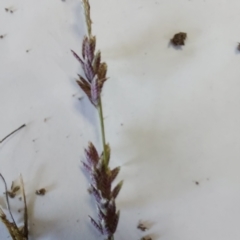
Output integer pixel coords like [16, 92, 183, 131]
[76, 219, 79, 222]
[5, 7, 15, 13]
[195, 181, 199, 185]
[121, 123, 123, 126]
[18, 209, 21, 213]
[26, 49, 31, 53]
[44, 117, 51, 122]
[19, 197, 22, 201]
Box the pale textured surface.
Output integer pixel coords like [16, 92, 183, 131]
[1, 0, 240, 239]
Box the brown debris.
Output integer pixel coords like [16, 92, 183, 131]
[137, 222, 148, 231]
[171, 32, 187, 46]
[35, 188, 46, 196]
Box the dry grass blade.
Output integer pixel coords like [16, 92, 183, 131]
[0, 174, 27, 240]
[0, 124, 26, 143]
[0, 174, 17, 227]
[20, 175, 28, 238]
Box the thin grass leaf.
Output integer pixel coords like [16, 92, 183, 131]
[20, 175, 28, 238]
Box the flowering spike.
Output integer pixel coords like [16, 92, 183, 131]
[71, 50, 84, 65]
[82, 36, 88, 59]
[111, 210, 120, 233]
[91, 76, 100, 106]
[93, 51, 101, 73]
[112, 180, 123, 199]
[88, 216, 103, 234]
[88, 36, 96, 62]
[76, 76, 91, 100]
[110, 167, 120, 183]
[85, 142, 99, 166]
[97, 62, 107, 80]
[83, 59, 95, 82]
[82, 161, 91, 173]
[90, 184, 101, 203]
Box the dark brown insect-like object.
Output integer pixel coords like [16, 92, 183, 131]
[6, 183, 20, 198]
[171, 32, 187, 46]
[137, 222, 148, 231]
[35, 188, 46, 196]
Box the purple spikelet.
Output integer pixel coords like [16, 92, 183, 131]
[81, 143, 122, 239]
[71, 34, 107, 107]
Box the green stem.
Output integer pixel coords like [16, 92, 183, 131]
[106, 236, 114, 240]
[98, 97, 108, 167]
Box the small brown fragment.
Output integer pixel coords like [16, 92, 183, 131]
[6, 191, 16, 198]
[137, 222, 148, 231]
[141, 237, 152, 240]
[12, 186, 20, 193]
[35, 188, 46, 196]
[171, 32, 187, 46]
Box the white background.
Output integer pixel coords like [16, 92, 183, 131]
[1, 0, 240, 239]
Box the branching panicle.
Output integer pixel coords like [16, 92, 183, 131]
[72, 1, 123, 239]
